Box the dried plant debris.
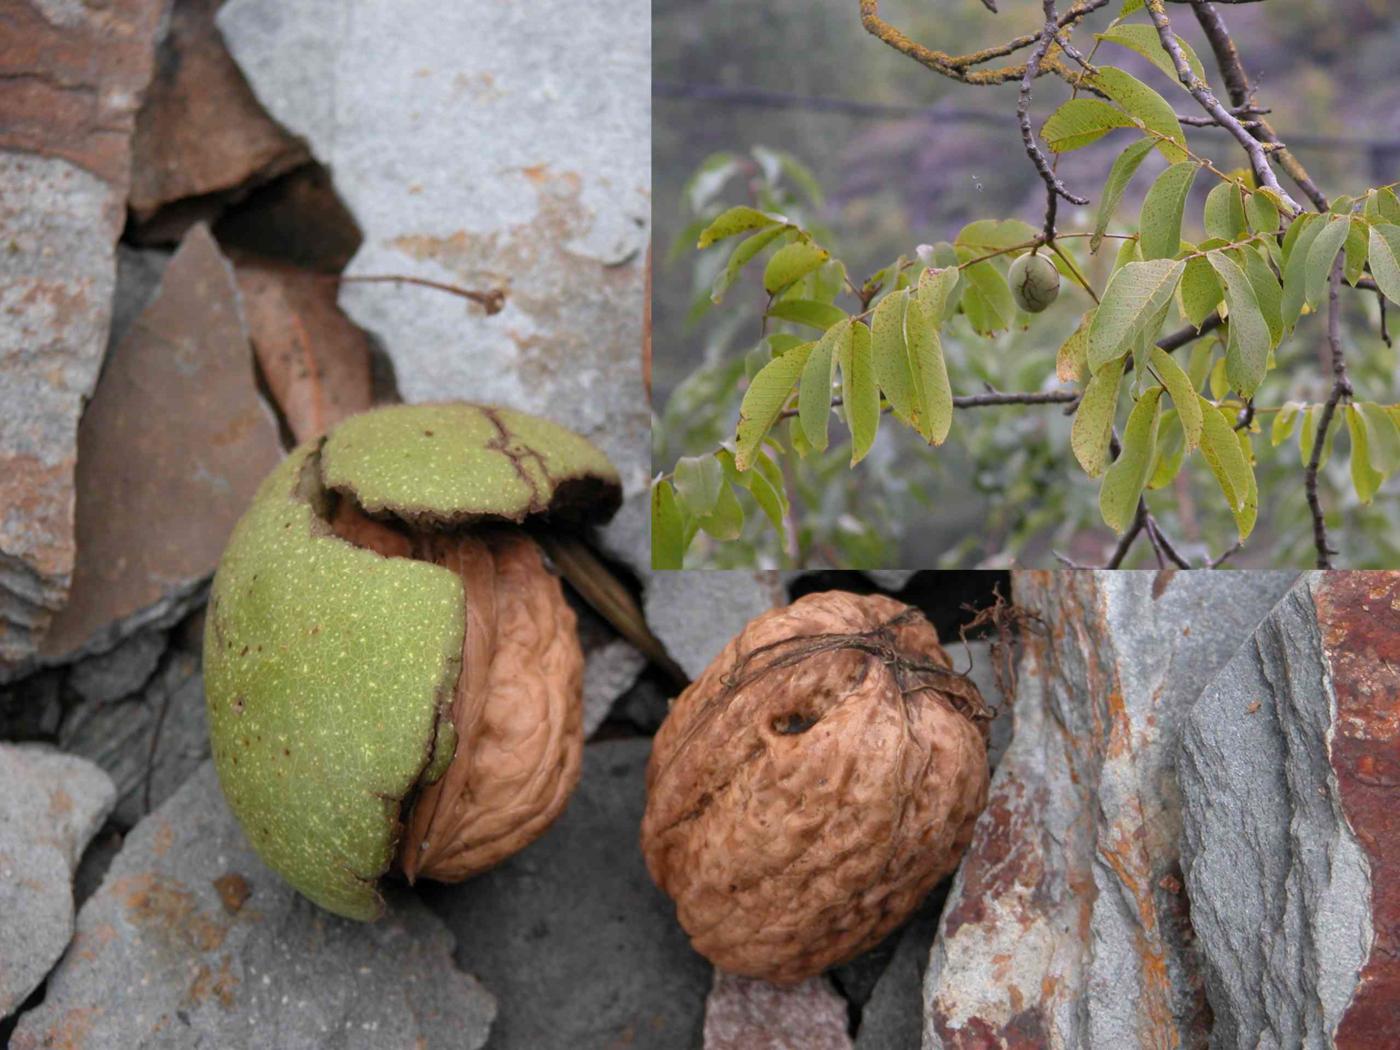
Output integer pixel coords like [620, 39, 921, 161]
[204, 403, 622, 920]
[643, 591, 990, 985]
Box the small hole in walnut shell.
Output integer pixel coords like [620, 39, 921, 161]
[772, 712, 819, 735]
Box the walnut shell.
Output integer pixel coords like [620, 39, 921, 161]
[641, 592, 990, 984]
[1008, 251, 1061, 313]
[205, 403, 615, 920]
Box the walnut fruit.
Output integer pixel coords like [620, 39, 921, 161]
[641, 592, 990, 984]
[204, 403, 621, 920]
[1008, 251, 1061, 313]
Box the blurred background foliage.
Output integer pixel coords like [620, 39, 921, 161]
[653, 0, 1400, 569]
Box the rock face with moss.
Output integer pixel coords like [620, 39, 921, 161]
[204, 403, 620, 920]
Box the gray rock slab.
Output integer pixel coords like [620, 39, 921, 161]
[1178, 573, 1379, 1050]
[583, 638, 647, 738]
[218, 0, 651, 570]
[924, 570, 1298, 1050]
[11, 763, 495, 1050]
[420, 738, 711, 1050]
[66, 629, 167, 708]
[0, 744, 115, 1017]
[60, 648, 209, 829]
[0, 0, 169, 664]
[704, 971, 852, 1050]
[643, 571, 786, 680]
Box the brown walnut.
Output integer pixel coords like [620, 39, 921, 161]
[641, 591, 991, 985]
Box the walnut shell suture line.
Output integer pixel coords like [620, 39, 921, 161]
[640, 591, 991, 985]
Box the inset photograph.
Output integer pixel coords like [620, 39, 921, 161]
[652, 0, 1400, 570]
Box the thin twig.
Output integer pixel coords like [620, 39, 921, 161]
[1303, 259, 1352, 568]
[1020, 0, 1089, 242]
[1144, 1, 1302, 216]
[334, 274, 506, 314]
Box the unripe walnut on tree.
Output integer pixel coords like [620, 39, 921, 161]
[641, 591, 991, 985]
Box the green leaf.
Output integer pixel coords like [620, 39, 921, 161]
[1304, 217, 1350, 311]
[1271, 401, 1302, 447]
[841, 322, 880, 465]
[1344, 217, 1370, 286]
[1367, 224, 1400, 305]
[1097, 24, 1207, 85]
[906, 295, 953, 445]
[1281, 213, 1324, 329]
[1245, 191, 1280, 236]
[1149, 409, 1186, 490]
[871, 291, 921, 426]
[954, 219, 1038, 253]
[1100, 387, 1162, 533]
[798, 320, 849, 452]
[1346, 406, 1384, 504]
[1093, 138, 1156, 253]
[1088, 258, 1186, 371]
[763, 241, 830, 295]
[1072, 357, 1126, 477]
[1239, 246, 1283, 347]
[766, 298, 848, 330]
[1357, 402, 1400, 474]
[1041, 98, 1134, 152]
[1148, 345, 1203, 450]
[1179, 254, 1223, 329]
[672, 455, 724, 518]
[958, 258, 1017, 336]
[722, 448, 786, 532]
[1057, 309, 1095, 383]
[1379, 187, 1400, 224]
[1233, 426, 1259, 541]
[916, 266, 961, 325]
[650, 479, 685, 569]
[1207, 251, 1270, 395]
[1203, 181, 1248, 242]
[1198, 394, 1252, 516]
[698, 206, 783, 249]
[711, 226, 788, 303]
[734, 342, 813, 470]
[1088, 66, 1188, 163]
[1139, 162, 1198, 260]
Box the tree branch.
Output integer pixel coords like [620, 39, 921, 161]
[1021, 0, 1090, 241]
[1144, 0, 1302, 216]
[1188, 0, 1331, 211]
[1303, 258, 1353, 568]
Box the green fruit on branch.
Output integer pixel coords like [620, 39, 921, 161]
[640, 592, 991, 984]
[1008, 251, 1061, 313]
[203, 403, 621, 921]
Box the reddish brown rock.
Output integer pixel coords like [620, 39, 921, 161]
[128, 0, 307, 223]
[37, 224, 282, 661]
[234, 260, 374, 443]
[0, 0, 168, 664]
[1318, 573, 1400, 1049]
[704, 971, 852, 1050]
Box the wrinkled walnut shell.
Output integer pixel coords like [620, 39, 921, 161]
[641, 592, 990, 985]
[205, 403, 619, 920]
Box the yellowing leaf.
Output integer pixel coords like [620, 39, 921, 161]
[699, 206, 783, 249]
[1071, 357, 1125, 477]
[734, 342, 813, 470]
[1100, 387, 1162, 534]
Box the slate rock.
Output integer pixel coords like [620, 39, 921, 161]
[0, 0, 168, 663]
[852, 899, 942, 1050]
[704, 971, 852, 1050]
[37, 224, 283, 663]
[129, 0, 308, 222]
[60, 648, 209, 829]
[11, 763, 495, 1050]
[66, 629, 168, 707]
[1179, 571, 1397, 1050]
[924, 570, 1298, 1049]
[218, 0, 651, 569]
[643, 571, 786, 680]
[0, 744, 116, 1017]
[420, 739, 710, 1049]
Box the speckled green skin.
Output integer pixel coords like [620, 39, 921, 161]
[204, 404, 620, 921]
[321, 403, 621, 525]
[1008, 252, 1061, 314]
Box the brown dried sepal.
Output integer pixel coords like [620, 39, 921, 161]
[641, 591, 990, 985]
[328, 500, 584, 883]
